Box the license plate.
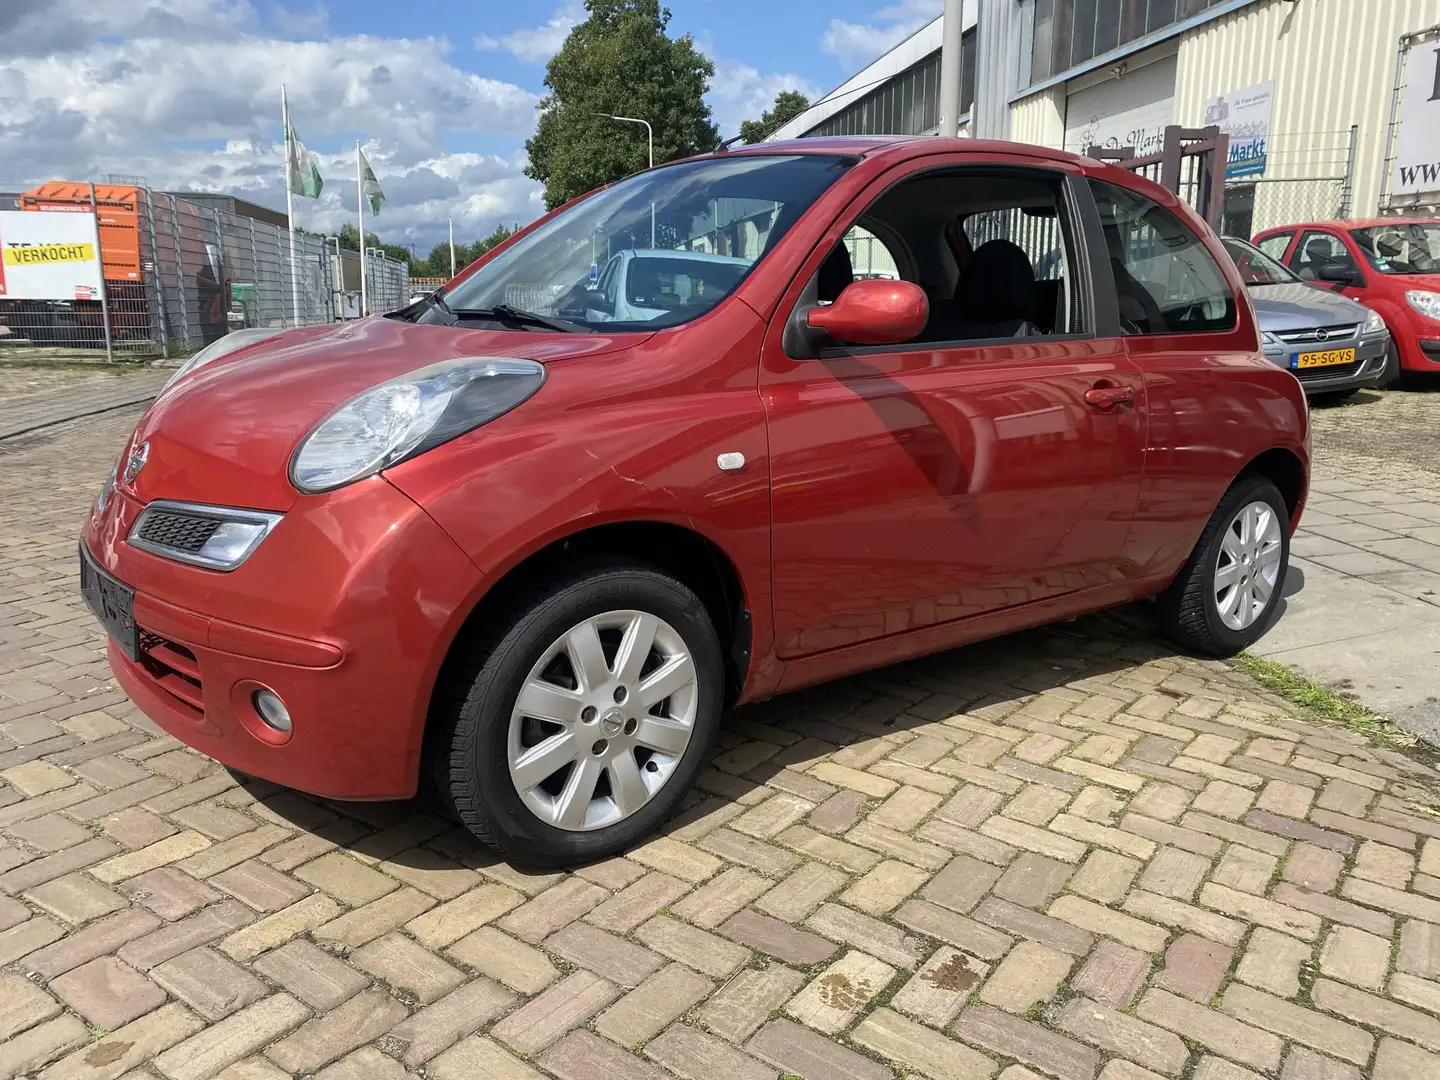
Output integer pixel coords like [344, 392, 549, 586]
[79, 545, 138, 662]
[1292, 347, 1356, 370]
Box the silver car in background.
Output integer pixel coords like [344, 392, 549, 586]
[1223, 237, 1395, 398]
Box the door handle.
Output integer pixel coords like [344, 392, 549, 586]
[1084, 384, 1135, 410]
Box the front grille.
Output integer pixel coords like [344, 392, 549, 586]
[135, 510, 222, 554]
[138, 630, 204, 717]
[1273, 323, 1359, 345]
[1296, 358, 1365, 382]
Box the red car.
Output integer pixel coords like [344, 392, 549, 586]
[81, 138, 1308, 865]
[1252, 217, 1440, 384]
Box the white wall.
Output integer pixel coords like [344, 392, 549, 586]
[1175, 0, 1440, 219]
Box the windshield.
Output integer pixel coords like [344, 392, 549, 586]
[437, 154, 852, 331]
[1223, 237, 1300, 286]
[1350, 223, 1440, 275]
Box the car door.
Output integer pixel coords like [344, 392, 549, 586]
[760, 155, 1148, 660]
[1087, 178, 1286, 581]
[1288, 229, 1367, 298]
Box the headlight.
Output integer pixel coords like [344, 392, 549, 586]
[289, 357, 545, 493]
[1261, 330, 1283, 349]
[1362, 308, 1387, 335]
[163, 327, 290, 391]
[1407, 290, 1440, 321]
[96, 456, 119, 513]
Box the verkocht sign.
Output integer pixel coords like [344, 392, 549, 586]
[0, 210, 104, 301]
[1391, 40, 1440, 198]
[1203, 80, 1274, 179]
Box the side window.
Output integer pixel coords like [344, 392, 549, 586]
[1256, 232, 1293, 261]
[1290, 230, 1356, 281]
[598, 257, 620, 307]
[807, 168, 1084, 348]
[1089, 180, 1237, 335]
[843, 224, 902, 281]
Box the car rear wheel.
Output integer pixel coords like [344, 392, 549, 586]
[1157, 475, 1289, 657]
[433, 562, 724, 865]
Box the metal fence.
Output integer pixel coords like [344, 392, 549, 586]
[0, 184, 408, 361]
[1220, 128, 1357, 240]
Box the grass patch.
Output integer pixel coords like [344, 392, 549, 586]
[1232, 653, 1430, 756]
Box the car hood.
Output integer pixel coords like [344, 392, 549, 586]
[122, 316, 642, 512]
[1247, 282, 1369, 332]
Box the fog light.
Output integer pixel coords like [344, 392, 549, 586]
[253, 689, 292, 732]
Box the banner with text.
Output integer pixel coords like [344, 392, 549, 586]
[1392, 41, 1440, 198]
[0, 210, 105, 301]
[1203, 80, 1274, 179]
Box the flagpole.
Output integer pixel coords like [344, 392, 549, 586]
[281, 83, 301, 327]
[356, 141, 368, 318]
[448, 217, 456, 278]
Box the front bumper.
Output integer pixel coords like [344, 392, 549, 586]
[82, 476, 482, 800]
[1265, 333, 1389, 394]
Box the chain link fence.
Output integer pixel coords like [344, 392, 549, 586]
[1219, 129, 1357, 240]
[0, 184, 408, 362]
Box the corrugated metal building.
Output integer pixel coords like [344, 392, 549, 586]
[771, 0, 1440, 232]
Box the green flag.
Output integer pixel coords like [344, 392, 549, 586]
[286, 123, 324, 199]
[358, 147, 384, 216]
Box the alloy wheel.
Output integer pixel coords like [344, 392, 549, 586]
[506, 610, 698, 831]
[1213, 499, 1284, 631]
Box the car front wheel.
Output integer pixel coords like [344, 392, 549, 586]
[1376, 338, 1404, 390]
[1158, 475, 1290, 656]
[434, 562, 724, 865]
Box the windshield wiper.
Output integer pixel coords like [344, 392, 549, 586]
[447, 303, 593, 334]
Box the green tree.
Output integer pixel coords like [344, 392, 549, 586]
[337, 223, 418, 272]
[738, 89, 810, 145]
[525, 0, 719, 210]
[420, 223, 520, 277]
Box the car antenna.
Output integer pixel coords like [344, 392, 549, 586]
[714, 132, 748, 153]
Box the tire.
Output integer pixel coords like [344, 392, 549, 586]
[433, 561, 724, 866]
[1375, 339, 1405, 391]
[1157, 474, 1290, 657]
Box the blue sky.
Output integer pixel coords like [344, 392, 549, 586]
[2, 0, 941, 252]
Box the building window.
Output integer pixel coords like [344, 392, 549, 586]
[806, 27, 977, 138]
[1030, 0, 1226, 85]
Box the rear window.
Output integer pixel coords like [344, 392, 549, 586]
[1090, 180, 1238, 335]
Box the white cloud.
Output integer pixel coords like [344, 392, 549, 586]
[475, 2, 584, 65]
[821, 0, 941, 69]
[0, 1, 545, 252]
[707, 58, 821, 141]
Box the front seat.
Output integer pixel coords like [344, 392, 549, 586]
[817, 244, 854, 303]
[1297, 237, 1335, 280]
[935, 239, 1039, 340]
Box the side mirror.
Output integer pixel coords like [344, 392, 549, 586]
[806, 279, 929, 346]
[1316, 261, 1358, 285]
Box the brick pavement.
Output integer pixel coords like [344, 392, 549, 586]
[4, 407, 1440, 1080]
[1255, 389, 1440, 742]
[0, 369, 169, 441]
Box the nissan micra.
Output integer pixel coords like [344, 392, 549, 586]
[81, 137, 1309, 865]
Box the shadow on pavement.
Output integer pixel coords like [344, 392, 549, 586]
[238, 604, 1208, 872]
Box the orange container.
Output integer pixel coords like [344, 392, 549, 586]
[20, 182, 143, 283]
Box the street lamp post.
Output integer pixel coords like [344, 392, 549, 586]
[598, 113, 655, 248]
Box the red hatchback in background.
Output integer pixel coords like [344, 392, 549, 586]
[81, 138, 1309, 865]
[1253, 218, 1440, 384]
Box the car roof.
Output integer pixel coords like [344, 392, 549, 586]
[1257, 217, 1439, 234]
[725, 135, 1103, 172]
